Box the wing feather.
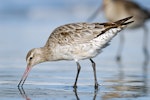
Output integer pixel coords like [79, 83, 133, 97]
[46, 23, 105, 46]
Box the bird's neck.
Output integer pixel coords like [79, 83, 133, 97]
[37, 47, 50, 62]
[39, 47, 55, 62]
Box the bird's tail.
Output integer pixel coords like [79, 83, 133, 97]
[114, 16, 134, 26]
[97, 16, 134, 37]
[93, 16, 134, 50]
[100, 16, 134, 28]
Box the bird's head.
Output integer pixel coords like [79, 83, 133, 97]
[18, 48, 47, 87]
[26, 48, 45, 67]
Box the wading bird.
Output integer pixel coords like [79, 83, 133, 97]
[18, 16, 133, 89]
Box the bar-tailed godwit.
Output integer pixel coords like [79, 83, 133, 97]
[88, 0, 150, 61]
[18, 16, 133, 89]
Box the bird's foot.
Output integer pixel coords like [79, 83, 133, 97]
[94, 82, 99, 89]
[73, 85, 78, 89]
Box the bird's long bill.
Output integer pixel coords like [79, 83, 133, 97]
[18, 66, 32, 87]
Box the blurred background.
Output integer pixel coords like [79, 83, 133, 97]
[0, 0, 150, 99]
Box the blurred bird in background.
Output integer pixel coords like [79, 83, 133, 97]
[88, 0, 150, 61]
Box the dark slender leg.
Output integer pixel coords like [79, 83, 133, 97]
[143, 25, 149, 61]
[116, 33, 124, 61]
[73, 62, 81, 89]
[90, 59, 99, 89]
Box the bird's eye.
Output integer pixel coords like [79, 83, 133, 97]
[29, 57, 33, 60]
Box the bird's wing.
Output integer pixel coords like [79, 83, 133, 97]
[45, 16, 133, 47]
[46, 23, 106, 46]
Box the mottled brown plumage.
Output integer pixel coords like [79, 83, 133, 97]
[18, 16, 133, 89]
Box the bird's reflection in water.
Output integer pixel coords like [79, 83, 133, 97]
[93, 89, 99, 100]
[102, 59, 149, 99]
[74, 89, 80, 100]
[142, 58, 149, 95]
[18, 87, 31, 100]
[73, 88, 99, 100]
[18, 86, 99, 100]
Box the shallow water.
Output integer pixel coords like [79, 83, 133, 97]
[0, 0, 150, 100]
[0, 59, 150, 100]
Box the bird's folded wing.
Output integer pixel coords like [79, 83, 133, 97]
[46, 23, 106, 46]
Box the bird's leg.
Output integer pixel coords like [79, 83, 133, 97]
[90, 59, 99, 89]
[73, 62, 81, 89]
[116, 32, 124, 61]
[143, 25, 149, 61]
